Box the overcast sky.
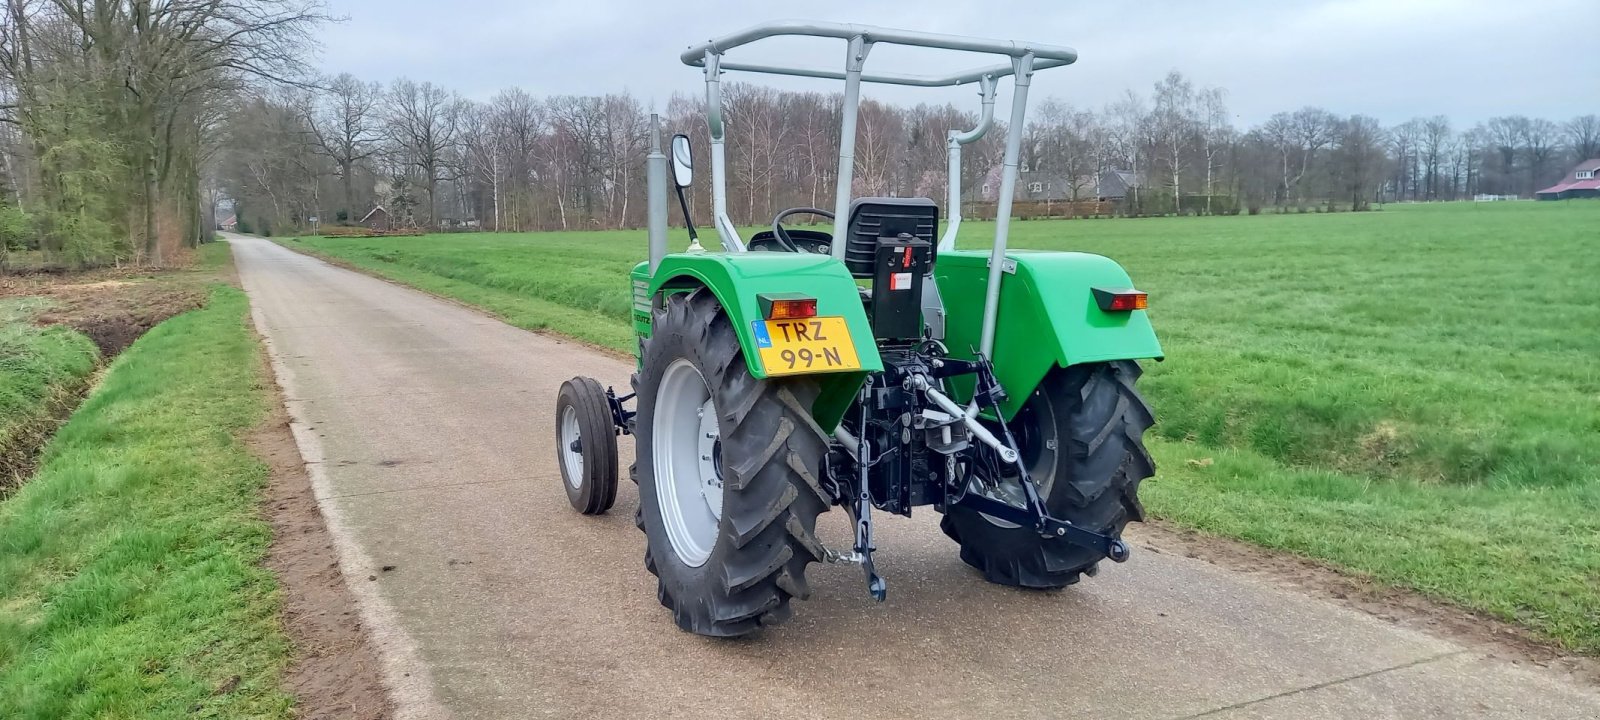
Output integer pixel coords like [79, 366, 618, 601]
[312, 0, 1598, 127]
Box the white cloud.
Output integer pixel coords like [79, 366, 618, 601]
[312, 0, 1600, 126]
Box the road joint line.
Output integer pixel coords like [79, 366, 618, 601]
[1170, 649, 1472, 719]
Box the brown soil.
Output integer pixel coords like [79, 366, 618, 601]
[1136, 521, 1600, 685]
[29, 278, 206, 356]
[253, 397, 393, 719]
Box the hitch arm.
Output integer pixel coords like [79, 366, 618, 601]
[950, 359, 1132, 564]
[950, 492, 1131, 562]
[851, 399, 886, 601]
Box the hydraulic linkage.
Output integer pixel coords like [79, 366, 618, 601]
[946, 359, 1132, 562]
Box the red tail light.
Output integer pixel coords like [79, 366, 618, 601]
[1092, 288, 1148, 312]
[759, 294, 818, 320]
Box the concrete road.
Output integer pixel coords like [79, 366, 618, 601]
[230, 234, 1599, 720]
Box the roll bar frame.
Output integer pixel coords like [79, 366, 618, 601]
[652, 20, 1079, 362]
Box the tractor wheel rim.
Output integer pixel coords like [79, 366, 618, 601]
[976, 390, 1058, 528]
[559, 404, 583, 488]
[653, 359, 722, 568]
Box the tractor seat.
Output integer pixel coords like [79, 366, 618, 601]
[842, 197, 939, 278]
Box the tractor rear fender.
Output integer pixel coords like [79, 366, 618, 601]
[639, 253, 882, 432]
[935, 250, 1163, 419]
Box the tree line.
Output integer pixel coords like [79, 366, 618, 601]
[216, 69, 1598, 237]
[0, 0, 325, 268]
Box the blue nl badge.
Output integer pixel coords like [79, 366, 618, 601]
[751, 320, 773, 348]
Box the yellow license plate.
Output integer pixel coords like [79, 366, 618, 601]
[752, 317, 862, 376]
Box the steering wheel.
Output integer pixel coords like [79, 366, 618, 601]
[772, 207, 836, 252]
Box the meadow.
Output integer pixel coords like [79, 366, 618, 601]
[285, 200, 1600, 652]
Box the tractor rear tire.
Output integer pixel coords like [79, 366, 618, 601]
[634, 288, 832, 636]
[940, 360, 1154, 588]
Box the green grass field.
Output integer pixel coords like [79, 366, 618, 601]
[0, 264, 297, 716]
[285, 200, 1600, 652]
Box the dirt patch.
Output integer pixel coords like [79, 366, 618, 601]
[1135, 521, 1600, 686]
[3, 263, 214, 356]
[35, 280, 206, 356]
[253, 398, 393, 719]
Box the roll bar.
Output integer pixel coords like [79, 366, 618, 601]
[680, 19, 1077, 87]
[660, 20, 1078, 363]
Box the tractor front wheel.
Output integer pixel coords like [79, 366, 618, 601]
[634, 288, 831, 636]
[555, 376, 619, 515]
[941, 361, 1154, 588]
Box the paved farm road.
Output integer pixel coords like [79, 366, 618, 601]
[230, 235, 1598, 720]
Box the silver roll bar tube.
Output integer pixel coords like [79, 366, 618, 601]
[829, 36, 871, 261]
[937, 75, 997, 253]
[680, 20, 1076, 87]
[978, 53, 1035, 359]
[702, 52, 743, 252]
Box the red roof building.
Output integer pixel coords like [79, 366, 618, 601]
[1536, 158, 1600, 200]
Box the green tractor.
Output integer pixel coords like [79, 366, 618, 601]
[555, 20, 1162, 636]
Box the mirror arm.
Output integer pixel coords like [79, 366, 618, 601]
[674, 185, 699, 246]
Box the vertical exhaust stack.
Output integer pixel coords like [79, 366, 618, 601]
[646, 114, 667, 272]
[938, 75, 997, 253]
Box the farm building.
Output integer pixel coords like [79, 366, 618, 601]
[360, 205, 390, 232]
[1536, 159, 1600, 200]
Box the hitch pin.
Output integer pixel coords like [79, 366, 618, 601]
[823, 547, 866, 565]
[912, 375, 1018, 464]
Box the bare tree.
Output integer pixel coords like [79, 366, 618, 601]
[1566, 115, 1600, 164]
[1420, 116, 1451, 200]
[1104, 91, 1150, 209]
[307, 73, 380, 222]
[1389, 119, 1421, 201]
[383, 78, 463, 229]
[1332, 115, 1388, 210]
[1261, 107, 1336, 208]
[1150, 70, 1196, 210]
[1523, 117, 1562, 193]
[1198, 87, 1232, 213]
[1482, 116, 1526, 195]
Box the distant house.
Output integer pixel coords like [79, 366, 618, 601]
[360, 205, 390, 232]
[1536, 159, 1600, 200]
[218, 214, 237, 231]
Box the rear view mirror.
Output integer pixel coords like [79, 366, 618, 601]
[670, 134, 693, 188]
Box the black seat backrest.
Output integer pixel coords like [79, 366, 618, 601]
[843, 197, 939, 277]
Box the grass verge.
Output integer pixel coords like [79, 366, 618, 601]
[278, 201, 1600, 653]
[0, 284, 295, 717]
[0, 299, 99, 489]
